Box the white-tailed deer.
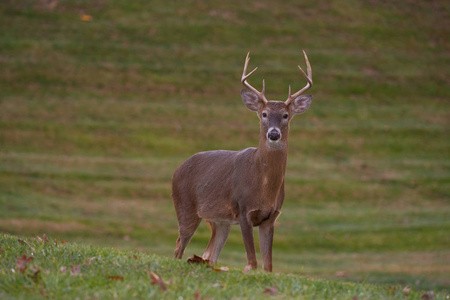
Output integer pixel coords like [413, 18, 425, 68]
[172, 51, 313, 272]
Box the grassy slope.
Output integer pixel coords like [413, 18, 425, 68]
[0, 233, 446, 300]
[0, 0, 449, 292]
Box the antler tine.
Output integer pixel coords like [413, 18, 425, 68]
[285, 50, 313, 105]
[241, 52, 268, 103]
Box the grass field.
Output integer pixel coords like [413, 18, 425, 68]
[1, 0, 449, 294]
[1, 233, 448, 299]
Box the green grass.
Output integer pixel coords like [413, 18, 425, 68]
[1, 233, 447, 300]
[0, 0, 449, 295]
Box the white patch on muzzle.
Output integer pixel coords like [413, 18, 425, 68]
[266, 127, 282, 142]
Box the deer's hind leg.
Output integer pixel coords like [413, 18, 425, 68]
[174, 215, 201, 259]
[202, 221, 231, 263]
[173, 193, 202, 259]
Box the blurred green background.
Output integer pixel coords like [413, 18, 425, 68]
[0, 0, 449, 291]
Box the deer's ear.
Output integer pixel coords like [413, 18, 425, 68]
[241, 89, 262, 112]
[289, 94, 312, 115]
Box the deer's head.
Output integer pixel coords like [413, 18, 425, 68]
[240, 51, 313, 149]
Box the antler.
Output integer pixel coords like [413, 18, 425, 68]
[285, 50, 313, 106]
[241, 52, 268, 104]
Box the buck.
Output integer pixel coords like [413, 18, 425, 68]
[172, 51, 313, 272]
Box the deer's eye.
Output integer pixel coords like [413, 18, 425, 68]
[262, 112, 267, 118]
[283, 113, 289, 119]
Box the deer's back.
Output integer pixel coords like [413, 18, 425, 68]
[172, 148, 257, 221]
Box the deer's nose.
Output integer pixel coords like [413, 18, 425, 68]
[267, 129, 281, 141]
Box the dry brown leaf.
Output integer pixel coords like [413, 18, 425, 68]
[387, 286, 396, 294]
[15, 255, 33, 273]
[187, 254, 210, 265]
[28, 265, 41, 283]
[243, 265, 253, 274]
[263, 286, 278, 296]
[80, 15, 93, 21]
[149, 271, 167, 292]
[403, 286, 411, 296]
[335, 271, 347, 277]
[421, 291, 434, 299]
[18, 239, 32, 248]
[36, 234, 49, 243]
[108, 275, 124, 281]
[70, 265, 81, 276]
[83, 257, 96, 266]
[194, 289, 202, 300]
[212, 266, 229, 272]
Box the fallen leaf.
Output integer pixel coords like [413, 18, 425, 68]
[42, 0, 58, 10]
[387, 286, 396, 294]
[83, 257, 96, 266]
[84, 260, 92, 266]
[108, 275, 124, 281]
[18, 239, 31, 248]
[335, 271, 347, 277]
[36, 234, 49, 243]
[403, 286, 411, 296]
[211, 266, 229, 272]
[421, 291, 434, 299]
[263, 286, 278, 296]
[39, 286, 47, 298]
[28, 265, 41, 283]
[194, 289, 202, 300]
[187, 254, 210, 265]
[15, 255, 33, 273]
[149, 271, 167, 292]
[70, 265, 81, 276]
[243, 265, 253, 274]
[133, 255, 138, 260]
[61, 241, 68, 244]
[80, 15, 93, 21]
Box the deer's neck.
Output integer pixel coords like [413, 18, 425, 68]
[256, 131, 288, 188]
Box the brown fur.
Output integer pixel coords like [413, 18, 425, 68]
[172, 53, 313, 271]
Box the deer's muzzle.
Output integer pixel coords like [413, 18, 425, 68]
[267, 128, 281, 141]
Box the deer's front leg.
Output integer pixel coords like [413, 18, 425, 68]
[259, 223, 274, 272]
[239, 214, 257, 270]
[259, 210, 281, 272]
